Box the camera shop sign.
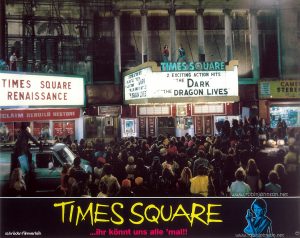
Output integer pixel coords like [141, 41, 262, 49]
[259, 80, 300, 99]
[124, 61, 239, 104]
[0, 72, 84, 107]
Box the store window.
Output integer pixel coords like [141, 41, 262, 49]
[270, 105, 300, 128]
[53, 121, 75, 140]
[33, 122, 50, 140]
[0, 122, 14, 143]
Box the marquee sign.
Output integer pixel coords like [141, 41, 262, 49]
[0, 72, 85, 107]
[124, 61, 239, 104]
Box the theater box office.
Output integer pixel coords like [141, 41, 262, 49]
[122, 61, 240, 138]
[84, 84, 123, 142]
[0, 71, 85, 143]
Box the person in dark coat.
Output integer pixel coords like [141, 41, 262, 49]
[12, 122, 41, 194]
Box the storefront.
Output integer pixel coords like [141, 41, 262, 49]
[0, 71, 85, 143]
[259, 80, 300, 130]
[0, 108, 82, 143]
[122, 61, 240, 138]
[85, 84, 122, 142]
[84, 106, 121, 143]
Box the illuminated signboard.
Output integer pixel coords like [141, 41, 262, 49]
[259, 80, 300, 99]
[0, 72, 85, 107]
[124, 61, 239, 104]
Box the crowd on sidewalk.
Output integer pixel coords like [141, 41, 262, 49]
[55, 117, 299, 197]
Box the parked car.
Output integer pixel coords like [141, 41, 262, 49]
[0, 143, 92, 196]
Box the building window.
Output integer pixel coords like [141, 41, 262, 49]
[193, 104, 224, 114]
[176, 16, 196, 30]
[138, 106, 171, 116]
[204, 15, 224, 30]
[148, 16, 169, 31]
[297, 12, 300, 39]
[258, 12, 278, 78]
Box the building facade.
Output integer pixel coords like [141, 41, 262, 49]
[1, 0, 299, 139]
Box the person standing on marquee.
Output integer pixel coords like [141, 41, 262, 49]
[162, 44, 169, 62]
[177, 44, 187, 62]
[9, 52, 17, 71]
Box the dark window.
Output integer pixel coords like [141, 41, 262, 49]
[298, 12, 300, 39]
[121, 14, 141, 31]
[97, 16, 114, 32]
[259, 33, 279, 77]
[232, 14, 248, 30]
[148, 16, 169, 30]
[204, 15, 224, 30]
[258, 13, 276, 30]
[258, 12, 278, 77]
[92, 37, 114, 82]
[176, 16, 196, 30]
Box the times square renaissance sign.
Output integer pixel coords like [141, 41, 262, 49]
[123, 60, 239, 104]
[0, 72, 85, 107]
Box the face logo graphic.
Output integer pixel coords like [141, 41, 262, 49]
[244, 198, 273, 237]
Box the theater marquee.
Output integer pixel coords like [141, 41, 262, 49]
[123, 61, 239, 104]
[0, 72, 85, 107]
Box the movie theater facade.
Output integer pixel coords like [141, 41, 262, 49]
[121, 60, 240, 138]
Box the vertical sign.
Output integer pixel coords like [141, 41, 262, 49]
[204, 116, 213, 135]
[148, 117, 156, 137]
[195, 116, 203, 135]
[139, 117, 146, 138]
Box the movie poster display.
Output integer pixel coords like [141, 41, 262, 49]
[139, 117, 146, 138]
[121, 118, 138, 138]
[148, 117, 156, 137]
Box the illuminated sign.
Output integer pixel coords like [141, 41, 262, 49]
[121, 118, 138, 138]
[0, 72, 85, 107]
[0, 108, 81, 122]
[124, 61, 239, 104]
[160, 61, 226, 71]
[259, 80, 300, 99]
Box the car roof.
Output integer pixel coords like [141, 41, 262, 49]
[0, 142, 68, 153]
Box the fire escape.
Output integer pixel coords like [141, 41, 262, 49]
[22, 0, 36, 71]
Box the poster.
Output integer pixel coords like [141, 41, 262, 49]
[1, 1, 300, 238]
[121, 119, 138, 137]
[125, 120, 135, 134]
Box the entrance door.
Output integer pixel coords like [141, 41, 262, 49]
[157, 117, 175, 137]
